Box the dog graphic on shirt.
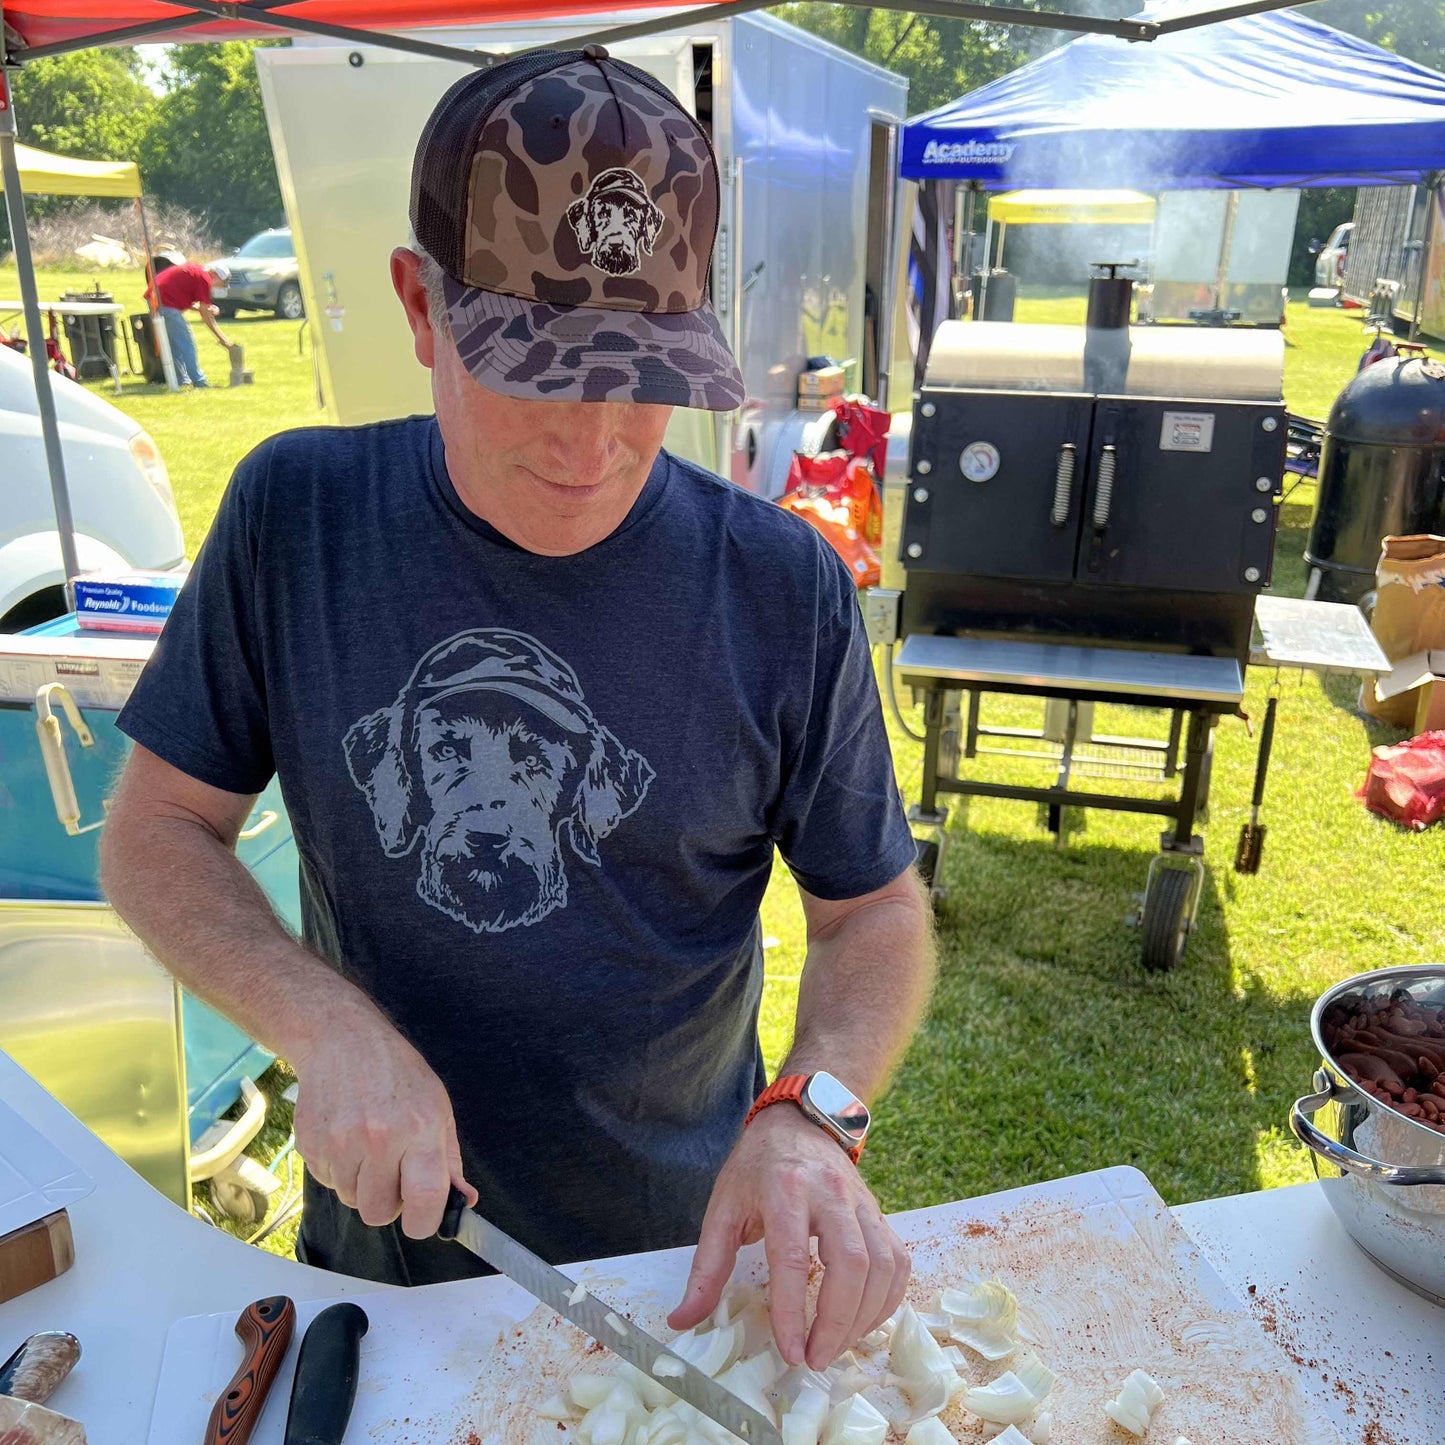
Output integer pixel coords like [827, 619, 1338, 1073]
[343, 628, 654, 933]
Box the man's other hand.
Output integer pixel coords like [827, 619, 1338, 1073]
[666, 1107, 909, 1369]
[291, 1009, 476, 1239]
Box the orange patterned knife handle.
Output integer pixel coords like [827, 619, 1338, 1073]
[203, 1295, 296, 1445]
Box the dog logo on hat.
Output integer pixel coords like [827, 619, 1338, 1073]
[566, 167, 664, 278]
[343, 629, 654, 934]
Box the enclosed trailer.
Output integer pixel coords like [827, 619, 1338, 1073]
[1344, 184, 1445, 339]
[254, 13, 907, 497]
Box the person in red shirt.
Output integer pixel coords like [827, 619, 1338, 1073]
[148, 254, 232, 388]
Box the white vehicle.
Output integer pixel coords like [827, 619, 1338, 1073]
[1314, 220, 1352, 289]
[0, 346, 185, 629]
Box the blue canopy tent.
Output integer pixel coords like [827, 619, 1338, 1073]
[901, 4, 1445, 191]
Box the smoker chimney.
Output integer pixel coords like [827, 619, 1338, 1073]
[1087, 260, 1136, 331]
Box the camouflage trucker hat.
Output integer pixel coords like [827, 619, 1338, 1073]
[410, 46, 745, 410]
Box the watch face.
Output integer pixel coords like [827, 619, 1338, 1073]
[803, 1071, 870, 1145]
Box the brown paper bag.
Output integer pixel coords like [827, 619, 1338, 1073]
[1363, 535, 1445, 726]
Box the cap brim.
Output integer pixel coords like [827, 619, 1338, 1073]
[443, 275, 745, 411]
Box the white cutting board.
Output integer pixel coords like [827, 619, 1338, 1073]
[148, 1166, 1340, 1444]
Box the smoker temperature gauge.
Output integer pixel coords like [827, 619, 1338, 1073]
[960, 441, 1001, 482]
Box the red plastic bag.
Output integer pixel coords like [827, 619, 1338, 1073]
[1360, 730, 1445, 831]
[779, 453, 881, 588]
[829, 397, 892, 480]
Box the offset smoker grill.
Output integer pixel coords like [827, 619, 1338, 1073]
[889, 270, 1289, 968]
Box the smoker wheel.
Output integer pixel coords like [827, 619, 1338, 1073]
[1140, 866, 1192, 972]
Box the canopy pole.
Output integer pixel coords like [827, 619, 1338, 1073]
[0, 58, 80, 609]
[981, 213, 994, 319]
[1410, 175, 1440, 345]
[1213, 190, 1239, 316]
[997, 219, 1007, 272]
[133, 195, 179, 390]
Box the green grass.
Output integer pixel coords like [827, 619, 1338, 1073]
[11, 265, 1444, 1250]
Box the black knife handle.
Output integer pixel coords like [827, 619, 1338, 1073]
[282, 1303, 369, 1445]
[439, 1186, 467, 1241]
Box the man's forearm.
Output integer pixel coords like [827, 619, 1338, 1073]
[783, 877, 935, 1102]
[101, 812, 382, 1067]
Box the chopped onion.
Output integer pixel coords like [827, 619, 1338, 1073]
[604, 1311, 627, 1335]
[652, 1356, 687, 1380]
[1013, 1355, 1055, 1406]
[821, 1394, 889, 1445]
[781, 1382, 832, 1445]
[567, 1282, 588, 1306]
[942, 1281, 1019, 1362]
[670, 1321, 740, 1378]
[889, 1304, 957, 1386]
[988, 1430, 1032, 1445]
[1103, 1369, 1165, 1437]
[1033, 1409, 1052, 1444]
[903, 1418, 956, 1445]
[960, 1371, 1040, 1426]
[535, 1392, 576, 1421]
[569, 1376, 618, 1411]
[716, 1351, 782, 1425]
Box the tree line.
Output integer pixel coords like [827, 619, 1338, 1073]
[5, 2, 1440, 265]
[6, 42, 283, 251]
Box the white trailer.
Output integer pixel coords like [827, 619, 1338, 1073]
[255, 13, 907, 497]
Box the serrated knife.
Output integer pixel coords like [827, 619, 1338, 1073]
[440, 1188, 782, 1445]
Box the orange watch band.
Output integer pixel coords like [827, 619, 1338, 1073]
[744, 1074, 865, 1164]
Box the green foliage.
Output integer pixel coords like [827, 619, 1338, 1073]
[11, 48, 157, 160]
[1309, 0, 1445, 72]
[770, 4, 1038, 115]
[138, 43, 285, 248]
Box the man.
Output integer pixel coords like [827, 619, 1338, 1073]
[102, 47, 934, 1370]
[148, 251, 231, 388]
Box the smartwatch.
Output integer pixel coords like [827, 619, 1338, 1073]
[743, 1071, 871, 1164]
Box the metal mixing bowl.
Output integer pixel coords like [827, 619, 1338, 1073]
[1290, 964, 1445, 1307]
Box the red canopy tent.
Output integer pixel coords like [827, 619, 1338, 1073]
[1, 0, 1303, 606]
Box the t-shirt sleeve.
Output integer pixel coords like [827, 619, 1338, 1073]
[117, 447, 275, 796]
[770, 544, 918, 900]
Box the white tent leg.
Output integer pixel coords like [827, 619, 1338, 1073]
[0, 74, 80, 610]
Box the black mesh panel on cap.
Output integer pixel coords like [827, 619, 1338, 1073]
[410, 50, 585, 281]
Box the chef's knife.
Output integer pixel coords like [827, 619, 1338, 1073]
[282, 1303, 368, 1445]
[440, 1189, 783, 1445]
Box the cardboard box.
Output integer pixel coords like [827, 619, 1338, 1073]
[1373, 648, 1445, 733]
[72, 569, 184, 634]
[1361, 536, 1445, 726]
[796, 366, 846, 408]
[0, 632, 155, 709]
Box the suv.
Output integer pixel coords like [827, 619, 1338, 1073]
[1315, 222, 1352, 289]
[207, 226, 304, 320]
[0, 345, 185, 629]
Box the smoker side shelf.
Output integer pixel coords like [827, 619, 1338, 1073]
[894, 634, 1244, 706]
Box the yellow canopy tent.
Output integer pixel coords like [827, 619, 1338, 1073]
[0, 141, 142, 199]
[984, 188, 1156, 276]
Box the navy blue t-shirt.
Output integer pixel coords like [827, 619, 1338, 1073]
[118, 416, 915, 1282]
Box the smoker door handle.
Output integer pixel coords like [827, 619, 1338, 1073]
[1092, 444, 1118, 530]
[1050, 443, 1076, 527]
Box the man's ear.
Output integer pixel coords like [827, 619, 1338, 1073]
[391, 247, 438, 369]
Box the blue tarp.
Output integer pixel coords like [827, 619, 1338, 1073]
[901, 4, 1445, 190]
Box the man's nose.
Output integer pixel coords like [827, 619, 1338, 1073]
[542, 405, 623, 471]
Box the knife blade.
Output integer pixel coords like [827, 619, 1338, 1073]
[440, 1189, 783, 1445]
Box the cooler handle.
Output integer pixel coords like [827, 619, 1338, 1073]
[34, 684, 104, 837]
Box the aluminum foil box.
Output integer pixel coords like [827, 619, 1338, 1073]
[72, 570, 184, 634]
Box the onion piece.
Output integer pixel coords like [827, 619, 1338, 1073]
[570, 1376, 619, 1411]
[941, 1282, 1019, 1362]
[670, 1322, 740, 1378]
[960, 1371, 1040, 1426]
[988, 1430, 1032, 1445]
[604, 1311, 627, 1335]
[1013, 1355, 1055, 1406]
[652, 1356, 687, 1380]
[535, 1392, 576, 1421]
[903, 1418, 956, 1445]
[567, 1282, 588, 1306]
[1033, 1409, 1052, 1444]
[821, 1394, 889, 1445]
[890, 1304, 958, 1386]
[781, 1382, 832, 1445]
[1103, 1369, 1165, 1437]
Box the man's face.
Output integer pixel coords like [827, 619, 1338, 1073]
[391, 248, 673, 557]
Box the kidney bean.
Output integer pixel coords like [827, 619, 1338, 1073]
[1432, 1081, 1445, 1099]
